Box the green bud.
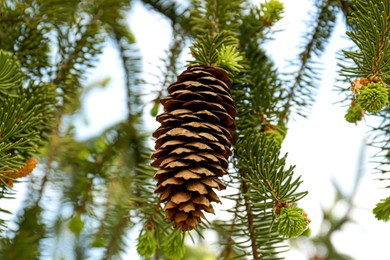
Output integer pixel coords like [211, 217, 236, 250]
[357, 82, 389, 113]
[274, 123, 287, 146]
[373, 196, 390, 222]
[217, 45, 243, 73]
[261, 0, 284, 25]
[68, 213, 84, 235]
[137, 229, 158, 258]
[277, 206, 309, 238]
[91, 236, 105, 247]
[188, 31, 241, 75]
[266, 131, 283, 147]
[162, 230, 185, 260]
[345, 103, 364, 123]
[151, 99, 160, 117]
[101, 77, 111, 87]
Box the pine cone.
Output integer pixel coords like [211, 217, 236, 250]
[152, 66, 236, 231]
[1, 157, 38, 188]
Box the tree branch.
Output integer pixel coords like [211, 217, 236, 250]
[240, 171, 260, 260]
[373, 3, 390, 76]
[283, 0, 334, 118]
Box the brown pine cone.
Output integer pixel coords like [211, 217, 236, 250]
[152, 66, 236, 231]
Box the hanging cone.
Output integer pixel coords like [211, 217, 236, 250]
[152, 66, 236, 231]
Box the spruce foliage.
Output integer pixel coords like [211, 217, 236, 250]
[339, 0, 390, 222]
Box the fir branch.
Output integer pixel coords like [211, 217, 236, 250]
[102, 213, 130, 260]
[0, 188, 14, 232]
[369, 108, 390, 176]
[35, 0, 80, 25]
[0, 205, 45, 259]
[188, 0, 243, 37]
[213, 199, 245, 259]
[340, 0, 390, 220]
[240, 173, 260, 260]
[14, 19, 50, 79]
[282, 0, 338, 118]
[372, 4, 390, 77]
[0, 6, 27, 53]
[239, 0, 284, 45]
[100, 170, 135, 258]
[0, 2, 51, 79]
[141, 0, 182, 25]
[341, 0, 390, 79]
[0, 84, 55, 173]
[152, 29, 186, 117]
[37, 7, 111, 203]
[232, 62, 284, 133]
[111, 34, 141, 119]
[52, 124, 137, 258]
[53, 19, 103, 89]
[95, 0, 142, 118]
[338, 0, 354, 22]
[0, 50, 23, 98]
[232, 130, 307, 258]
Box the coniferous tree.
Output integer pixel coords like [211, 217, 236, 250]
[0, 0, 389, 259]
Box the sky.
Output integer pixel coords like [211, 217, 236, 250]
[2, 0, 390, 259]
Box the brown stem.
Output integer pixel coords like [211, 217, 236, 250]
[240, 171, 260, 260]
[283, 0, 332, 118]
[221, 199, 239, 259]
[372, 3, 390, 76]
[36, 18, 101, 203]
[114, 37, 133, 120]
[102, 215, 129, 260]
[36, 116, 61, 203]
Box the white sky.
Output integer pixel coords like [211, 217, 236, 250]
[2, 0, 390, 259]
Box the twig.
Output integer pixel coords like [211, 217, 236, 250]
[240, 171, 260, 260]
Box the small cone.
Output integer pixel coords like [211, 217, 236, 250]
[0, 157, 38, 188]
[152, 66, 236, 231]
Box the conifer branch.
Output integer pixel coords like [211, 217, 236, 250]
[141, 0, 182, 25]
[188, 0, 242, 37]
[214, 199, 240, 258]
[372, 2, 390, 76]
[99, 0, 140, 120]
[342, 0, 390, 79]
[116, 38, 135, 118]
[37, 13, 106, 202]
[283, 0, 338, 118]
[339, 0, 390, 223]
[102, 215, 130, 260]
[0, 205, 45, 259]
[53, 20, 102, 88]
[37, 117, 60, 203]
[152, 30, 185, 118]
[240, 172, 260, 260]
